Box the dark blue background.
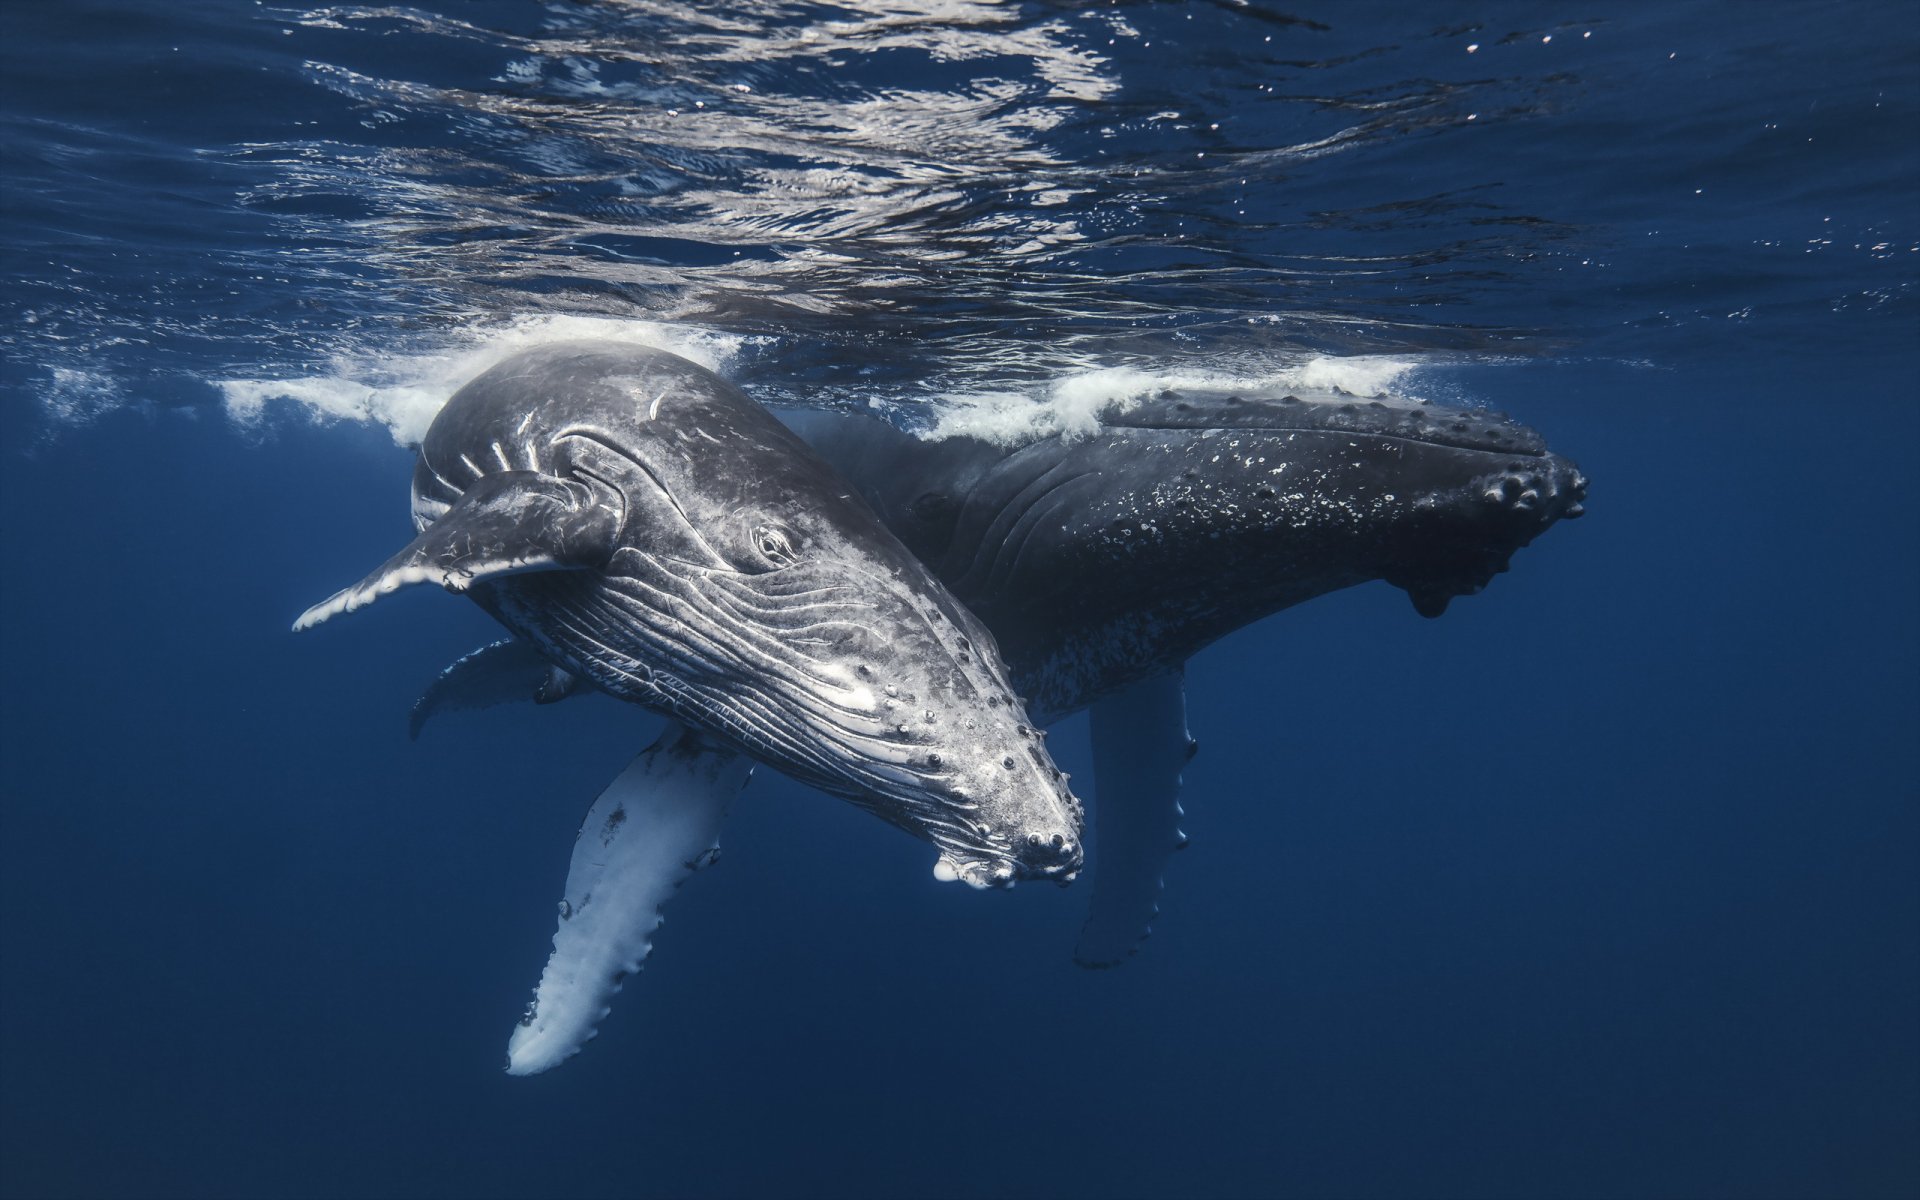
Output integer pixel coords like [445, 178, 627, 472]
[2, 2, 1916, 1198]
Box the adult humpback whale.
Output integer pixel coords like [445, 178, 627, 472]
[788, 386, 1587, 963]
[790, 387, 1587, 720]
[295, 341, 1082, 1073]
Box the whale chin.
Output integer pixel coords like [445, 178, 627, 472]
[932, 849, 1081, 889]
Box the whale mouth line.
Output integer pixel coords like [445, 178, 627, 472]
[931, 831, 1082, 889]
[933, 851, 1057, 889]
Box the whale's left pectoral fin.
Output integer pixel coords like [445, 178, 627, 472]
[1075, 670, 1195, 969]
[293, 472, 618, 632]
[506, 722, 753, 1076]
[409, 640, 593, 739]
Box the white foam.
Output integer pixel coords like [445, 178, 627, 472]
[40, 367, 123, 428]
[216, 314, 761, 447]
[1287, 355, 1421, 400]
[923, 355, 1425, 446]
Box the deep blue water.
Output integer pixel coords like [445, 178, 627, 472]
[2, 3, 1916, 1198]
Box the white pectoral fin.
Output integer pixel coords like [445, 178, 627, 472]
[1076, 669, 1194, 969]
[292, 471, 618, 632]
[505, 723, 753, 1076]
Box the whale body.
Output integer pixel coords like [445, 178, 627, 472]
[787, 385, 1586, 963]
[296, 341, 1083, 1072]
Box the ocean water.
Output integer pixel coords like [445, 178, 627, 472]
[1, 2, 1915, 1197]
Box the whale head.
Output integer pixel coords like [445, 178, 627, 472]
[1078, 388, 1588, 621]
[381, 341, 1082, 886]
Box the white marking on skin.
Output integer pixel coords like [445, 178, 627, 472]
[648, 388, 667, 421]
[803, 662, 878, 713]
[459, 453, 483, 478]
[492, 441, 513, 470]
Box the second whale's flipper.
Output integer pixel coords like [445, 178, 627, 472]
[409, 640, 590, 739]
[1075, 670, 1194, 969]
[506, 723, 752, 1076]
[293, 472, 619, 632]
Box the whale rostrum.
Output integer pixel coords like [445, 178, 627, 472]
[295, 341, 1084, 1073]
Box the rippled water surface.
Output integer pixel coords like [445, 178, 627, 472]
[5, 0, 1912, 413]
[1, 3, 1916, 1199]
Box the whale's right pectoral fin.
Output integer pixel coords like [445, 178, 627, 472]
[293, 472, 618, 632]
[1075, 669, 1194, 969]
[506, 722, 753, 1076]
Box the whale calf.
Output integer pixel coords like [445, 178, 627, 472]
[296, 341, 1083, 1073]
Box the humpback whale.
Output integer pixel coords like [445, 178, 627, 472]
[429, 381, 1586, 971]
[787, 386, 1586, 963]
[401, 354, 1588, 1061]
[295, 341, 1083, 1073]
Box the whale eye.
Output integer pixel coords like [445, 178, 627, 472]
[752, 524, 800, 569]
[903, 491, 961, 554]
[909, 490, 958, 528]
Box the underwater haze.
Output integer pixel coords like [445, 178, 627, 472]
[2, 2, 1916, 1198]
